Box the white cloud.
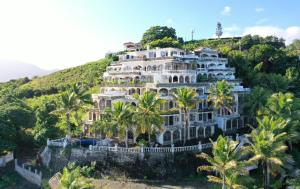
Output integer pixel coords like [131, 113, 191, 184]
[256, 18, 269, 25]
[221, 6, 231, 16]
[255, 7, 264, 12]
[166, 18, 173, 24]
[243, 26, 300, 44]
[221, 24, 240, 37]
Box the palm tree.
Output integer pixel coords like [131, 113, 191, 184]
[260, 92, 300, 149]
[246, 116, 293, 189]
[133, 91, 164, 146]
[198, 136, 248, 189]
[172, 88, 197, 145]
[208, 80, 234, 116]
[54, 83, 92, 137]
[106, 101, 133, 147]
[58, 163, 94, 189]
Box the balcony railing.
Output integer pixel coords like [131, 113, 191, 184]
[100, 82, 146, 87]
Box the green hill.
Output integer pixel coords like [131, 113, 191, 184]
[1, 58, 111, 98]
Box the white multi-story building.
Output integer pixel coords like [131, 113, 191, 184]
[87, 43, 250, 145]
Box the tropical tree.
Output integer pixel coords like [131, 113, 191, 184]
[259, 92, 300, 148]
[243, 86, 271, 118]
[246, 116, 293, 189]
[172, 88, 197, 145]
[91, 115, 116, 139]
[58, 163, 95, 189]
[198, 136, 249, 189]
[106, 101, 134, 147]
[54, 84, 92, 136]
[208, 80, 234, 116]
[133, 91, 164, 146]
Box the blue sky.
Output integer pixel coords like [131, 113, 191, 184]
[0, 0, 299, 70]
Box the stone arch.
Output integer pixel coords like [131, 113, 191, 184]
[201, 64, 205, 68]
[173, 130, 180, 141]
[131, 102, 137, 106]
[129, 88, 136, 95]
[179, 76, 184, 83]
[159, 88, 168, 96]
[163, 131, 171, 142]
[147, 66, 152, 71]
[136, 88, 141, 95]
[185, 76, 190, 83]
[173, 76, 178, 83]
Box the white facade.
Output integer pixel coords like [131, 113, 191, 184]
[88, 45, 250, 145]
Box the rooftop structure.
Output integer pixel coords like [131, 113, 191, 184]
[87, 44, 250, 145]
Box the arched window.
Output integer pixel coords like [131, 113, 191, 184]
[127, 131, 134, 140]
[173, 76, 178, 83]
[179, 76, 184, 83]
[169, 76, 172, 83]
[163, 131, 171, 141]
[185, 76, 190, 83]
[190, 127, 196, 138]
[169, 101, 174, 109]
[159, 88, 168, 96]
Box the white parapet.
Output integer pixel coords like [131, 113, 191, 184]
[15, 159, 42, 186]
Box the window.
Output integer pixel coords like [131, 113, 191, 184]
[190, 127, 196, 138]
[163, 131, 171, 141]
[198, 113, 203, 121]
[190, 114, 195, 121]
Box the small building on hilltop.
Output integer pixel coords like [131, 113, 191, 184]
[86, 43, 250, 145]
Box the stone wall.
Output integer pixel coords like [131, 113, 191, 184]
[14, 159, 42, 186]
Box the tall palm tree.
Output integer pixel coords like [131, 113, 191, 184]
[198, 136, 248, 189]
[133, 91, 164, 146]
[106, 101, 133, 147]
[54, 83, 92, 137]
[260, 92, 300, 148]
[208, 80, 234, 116]
[246, 116, 293, 189]
[172, 88, 197, 145]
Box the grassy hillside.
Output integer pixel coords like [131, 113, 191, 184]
[9, 58, 111, 98]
